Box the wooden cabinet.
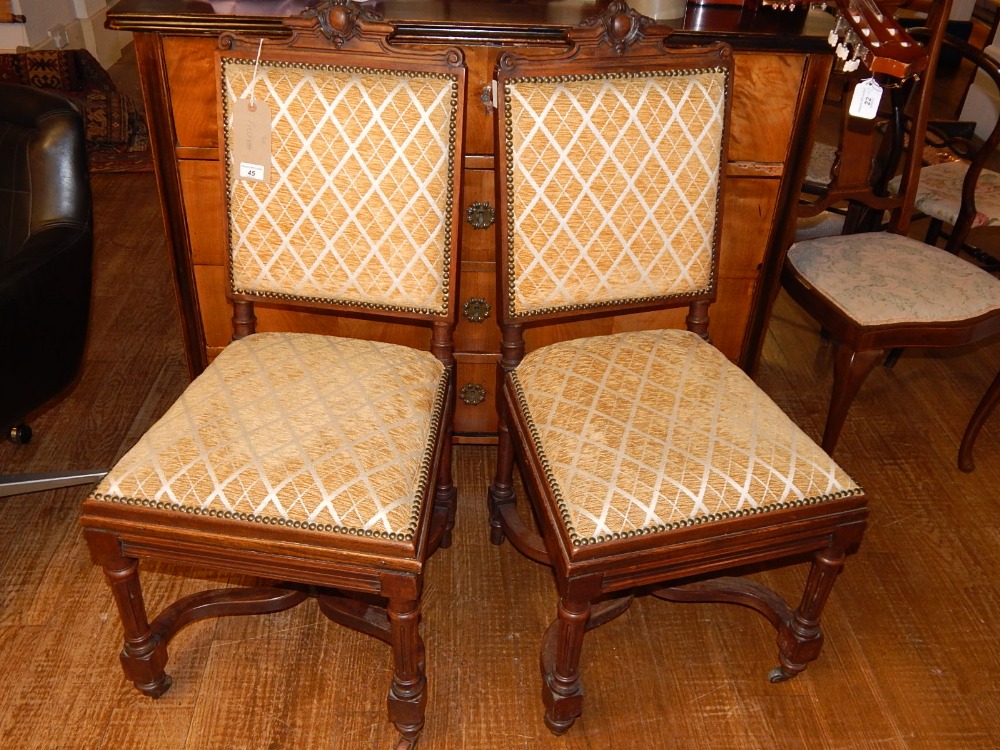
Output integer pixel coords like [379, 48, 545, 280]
[109, 0, 835, 443]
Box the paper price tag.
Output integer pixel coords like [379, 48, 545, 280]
[239, 162, 266, 181]
[848, 79, 883, 120]
[231, 97, 272, 183]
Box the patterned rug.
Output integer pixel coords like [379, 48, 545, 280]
[0, 49, 152, 174]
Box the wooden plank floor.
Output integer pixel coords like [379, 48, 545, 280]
[3, 179, 1000, 747]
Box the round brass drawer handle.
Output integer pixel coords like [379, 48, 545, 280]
[465, 201, 495, 230]
[462, 297, 491, 323]
[459, 383, 487, 406]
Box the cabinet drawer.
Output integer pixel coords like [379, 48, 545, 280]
[454, 356, 499, 440]
[456, 262, 499, 354]
[462, 168, 497, 263]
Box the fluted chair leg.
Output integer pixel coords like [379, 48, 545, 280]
[541, 596, 591, 735]
[772, 543, 848, 682]
[387, 596, 427, 748]
[87, 531, 172, 698]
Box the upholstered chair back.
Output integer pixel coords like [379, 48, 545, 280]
[500, 67, 728, 320]
[220, 58, 460, 318]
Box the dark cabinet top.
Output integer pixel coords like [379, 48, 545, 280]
[106, 0, 836, 51]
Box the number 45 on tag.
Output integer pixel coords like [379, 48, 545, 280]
[232, 97, 272, 183]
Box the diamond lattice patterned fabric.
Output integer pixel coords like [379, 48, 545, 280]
[90, 333, 448, 540]
[503, 69, 727, 316]
[511, 329, 861, 545]
[222, 59, 458, 315]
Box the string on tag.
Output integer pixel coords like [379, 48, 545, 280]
[249, 38, 264, 111]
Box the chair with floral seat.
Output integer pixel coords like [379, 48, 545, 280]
[902, 28, 1000, 263]
[780, 0, 1000, 468]
[78, 2, 465, 747]
[486, 1, 869, 734]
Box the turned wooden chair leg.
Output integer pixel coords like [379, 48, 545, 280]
[959, 366, 1000, 472]
[772, 543, 847, 683]
[386, 597, 427, 749]
[823, 344, 883, 454]
[87, 531, 172, 697]
[487, 412, 517, 546]
[434, 436, 458, 550]
[540, 596, 591, 735]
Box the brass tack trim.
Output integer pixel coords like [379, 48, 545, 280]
[501, 66, 730, 320]
[509, 370, 863, 548]
[221, 58, 460, 318]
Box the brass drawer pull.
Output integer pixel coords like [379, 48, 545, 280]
[459, 383, 487, 406]
[466, 201, 495, 230]
[462, 297, 491, 323]
[480, 85, 494, 115]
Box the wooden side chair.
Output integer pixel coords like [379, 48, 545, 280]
[781, 0, 1000, 469]
[904, 28, 1000, 262]
[486, 2, 868, 734]
[78, 2, 465, 746]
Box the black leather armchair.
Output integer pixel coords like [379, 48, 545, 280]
[0, 82, 103, 496]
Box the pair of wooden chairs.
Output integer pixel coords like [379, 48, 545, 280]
[79, 1, 868, 745]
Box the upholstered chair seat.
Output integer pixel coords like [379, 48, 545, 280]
[512, 328, 860, 546]
[91, 332, 448, 538]
[909, 160, 1000, 230]
[892, 28, 1000, 257]
[787, 233, 1000, 327]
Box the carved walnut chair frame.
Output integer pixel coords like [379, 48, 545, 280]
[79, 2, 465, 747]
[487, 1, 868, 735]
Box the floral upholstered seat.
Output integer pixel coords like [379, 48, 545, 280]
[910, 160, 1000, 232]
[787, 232, 1000, 327]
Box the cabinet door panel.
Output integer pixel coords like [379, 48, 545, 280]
[164, 36, 219, 150]
[454, 357, 499, 438]
[730, 52, 805, 164]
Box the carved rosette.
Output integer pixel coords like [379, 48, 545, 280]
[581, 0, 655, 54]
[302, 0, 384, 48]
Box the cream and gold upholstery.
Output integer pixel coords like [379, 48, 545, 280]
[512, 329, 859, 546]
[93, 333, 448, 539]
[80, 4, 464, 747]
[504, 71, 725, 315]
[222, 59, 455, 314]
[487, 3, 867, 736]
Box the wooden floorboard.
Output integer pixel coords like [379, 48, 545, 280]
[2, 169, 1000, 747]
